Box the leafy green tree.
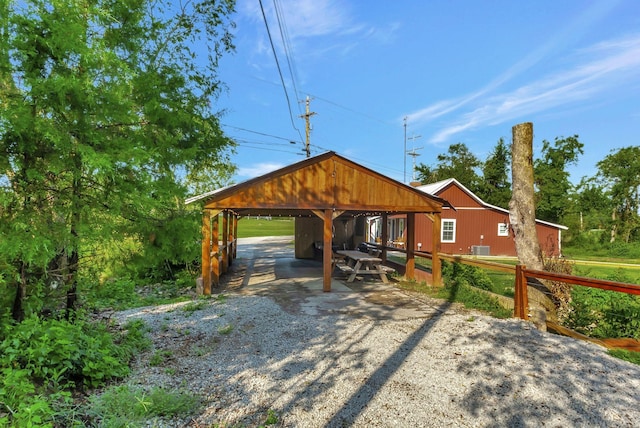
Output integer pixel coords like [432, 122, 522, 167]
[0, 0, 236, 321]
[596, 146, 640, 243]
[533, 135, 584, 223]
[478, 137, 511, 207]
[416, 142, 482, 193]
[574, 177, 612, 232]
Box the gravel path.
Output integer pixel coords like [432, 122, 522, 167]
[114, 238, 640, 427]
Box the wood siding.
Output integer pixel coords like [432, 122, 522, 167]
[413, 209, 562, 257]
[203, 153, 446, 214]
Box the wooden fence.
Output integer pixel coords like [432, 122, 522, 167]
[376, 243, 640, 349]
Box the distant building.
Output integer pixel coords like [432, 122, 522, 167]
[370, 178, 567, 257]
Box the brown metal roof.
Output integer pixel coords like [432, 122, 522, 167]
[188, 151, 450, 216]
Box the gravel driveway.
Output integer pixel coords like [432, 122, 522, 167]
[115, 237, 640, 427]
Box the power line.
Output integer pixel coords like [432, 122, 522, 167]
[222, 123, 301, 144]
[273, 0, 302, 114]
[257, 0, 304, 141]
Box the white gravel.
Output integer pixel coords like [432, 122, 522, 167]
[115, 292, 640, 427]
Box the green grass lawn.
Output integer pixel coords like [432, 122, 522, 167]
[235, 217, 295, 238]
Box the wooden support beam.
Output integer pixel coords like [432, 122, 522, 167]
[381, 213, 388, 263]
[212, 213, 220, 288]
[233, 214, 238, 259]
[222, 210, 229, 274]
[323, 208, 333, 292]
[201, 210, 212, 295]
[432, 212, 442, 286]
[405, 213, 415, 280]
[229, 213, 236, 265]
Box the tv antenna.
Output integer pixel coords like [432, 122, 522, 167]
[406, 134, 422, 181]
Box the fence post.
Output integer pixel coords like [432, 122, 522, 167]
[514, 264, 529, 320]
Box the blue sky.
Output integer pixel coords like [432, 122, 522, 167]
[215, 0, 640, 185]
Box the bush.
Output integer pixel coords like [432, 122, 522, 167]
[0, 316, 150, 427]
[442, 261, 494, 291]
[565, 286, 640, 339]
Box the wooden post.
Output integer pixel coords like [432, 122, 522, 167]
[229, 213, 235, 266]
[201, 210, 212, 295]
[381, 213, 388, 263]
[405, 213, 415, 280]
[432, 212, 442, 286]
[514, 264, 529, 320]
[212, 213, 220, 287]
[323, 209, 333, 292]
[221, 210, 229, 274]
[233, 214, 238, 259]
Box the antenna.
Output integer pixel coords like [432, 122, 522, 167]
[406, 146, 424, 181]
[406, 134, 422, 181]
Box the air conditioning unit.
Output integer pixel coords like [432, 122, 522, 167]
[471, 245, 490, 256]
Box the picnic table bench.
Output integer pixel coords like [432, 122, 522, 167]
[336, 250, 391, 283]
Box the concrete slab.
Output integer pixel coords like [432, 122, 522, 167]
[218, 237, 446, 320]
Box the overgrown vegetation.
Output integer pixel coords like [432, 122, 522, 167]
[84, 385, 201, 427]
[0, 317, 150, 426]
[397, 260, 512, 319]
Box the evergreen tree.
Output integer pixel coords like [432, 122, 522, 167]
[416, 142, 481, 193]
[0, 0, 236, 320]
[479, 138, 511, 207]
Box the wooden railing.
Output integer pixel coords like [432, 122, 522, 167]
[370, 241, 640, 321]
[515, 265, 640, 320]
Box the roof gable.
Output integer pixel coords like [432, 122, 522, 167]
[416, 178, 567, 230]
[189, 152, 448, 215]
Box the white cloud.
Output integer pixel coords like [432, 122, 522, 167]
[237, 162, 285, 178]
[424, 33, 640, 144]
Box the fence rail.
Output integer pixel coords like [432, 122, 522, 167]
[372, 242, 640, 348]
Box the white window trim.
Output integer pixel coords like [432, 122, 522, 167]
[441, 219, 456, 243]
[498, 222, 509, 237]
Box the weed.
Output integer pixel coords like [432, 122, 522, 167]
[85, 385, 201, 426]
[264, 408, 278, 425]
[183, 300, 208, 316]
[149, 350, 173, 367]
[218, 324, 233, 335]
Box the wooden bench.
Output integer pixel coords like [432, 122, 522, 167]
[337, 264, 355, 274]
[377, 265, 396, 274]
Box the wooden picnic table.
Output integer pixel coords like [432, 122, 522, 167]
[336, 250, 389, 283]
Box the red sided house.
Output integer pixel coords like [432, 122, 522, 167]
[377, 178, 567, 257]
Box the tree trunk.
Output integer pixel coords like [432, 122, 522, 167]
[509, 122, 544, 271]
[11, 262, 27, 322]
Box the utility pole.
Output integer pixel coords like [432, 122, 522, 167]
[406, 146, 424, 181]
[403, 117, 407, 183]
[407, 134, 422, 182]
[300, 96, 316, 158]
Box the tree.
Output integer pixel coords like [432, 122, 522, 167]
[534, 135, 584, 223]
[574, 177, 612, 232]
[596, 146, 640, 243]
[0, 0, 236, 321]
[478, 137, 511, 207]
[416, 143, 481, 192]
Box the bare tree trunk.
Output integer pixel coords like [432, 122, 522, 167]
[610, 209, 616, 243]
[509, 122, 544, 271]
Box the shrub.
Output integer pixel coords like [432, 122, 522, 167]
[0, 316, 150, 427]
[84, 385, 201, 426]
[565, 286, 640, 339]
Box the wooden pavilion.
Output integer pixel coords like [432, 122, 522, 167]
[186, 152, 450, 293]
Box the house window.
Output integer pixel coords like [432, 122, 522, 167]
[441, 219, 456, 243]
[498, 223, 509, 237]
